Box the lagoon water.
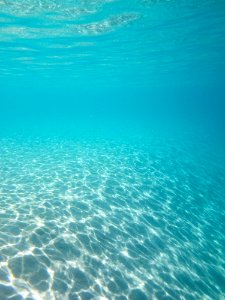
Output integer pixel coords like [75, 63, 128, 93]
[1, 1, 225, 300]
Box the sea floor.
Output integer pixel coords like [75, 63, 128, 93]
[0, 131, 225, 300]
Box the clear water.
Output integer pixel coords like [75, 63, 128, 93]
[0, 1, 225, 300]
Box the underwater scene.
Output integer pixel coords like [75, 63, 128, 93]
[1, 1, 225, 300]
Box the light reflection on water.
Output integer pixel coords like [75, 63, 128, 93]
[0, 133, 225, 299]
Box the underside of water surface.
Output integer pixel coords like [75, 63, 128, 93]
[1, 1, 225, 300]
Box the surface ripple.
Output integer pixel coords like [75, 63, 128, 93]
[1, 0, 225, 85]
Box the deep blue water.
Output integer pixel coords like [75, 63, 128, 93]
[0, 1, 225, 300]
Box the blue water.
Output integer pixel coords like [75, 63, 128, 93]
[1, 1, 225, 300]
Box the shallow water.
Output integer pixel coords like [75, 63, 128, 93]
[1, 0, 225, 300]
[0, 128, 225, 299]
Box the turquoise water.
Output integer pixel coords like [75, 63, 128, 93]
[1, 1, 225, 300]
